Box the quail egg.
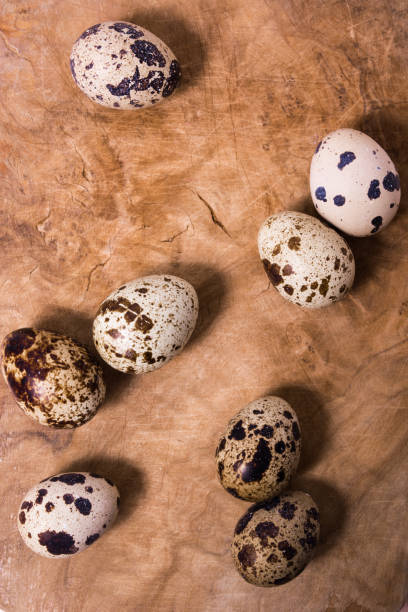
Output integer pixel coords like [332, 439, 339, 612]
[70, 21, 181, 109]
[93, 275, 199, 374]
[258, 211, 355, 308]
[216, 396, 301, 502]
[231, 491, 320, 586]
[18, 472, 119, 558]
[1, 328, 105, 428]
[310, 128, 401, 236]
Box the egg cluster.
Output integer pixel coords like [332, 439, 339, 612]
[215, 397, 320, 586]
[2, 274, 198, 557]
[2, 16, 403, 589]
[258, 128, 401, 309]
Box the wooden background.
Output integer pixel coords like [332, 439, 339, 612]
[0, 0, 407, 610]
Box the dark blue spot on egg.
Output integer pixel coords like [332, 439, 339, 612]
[370, 216, 383, 234]
[368, 180, 381, 200]
[80, 24, 101, 39]
[162, 60, 181, 97]
[383, 172, 400, 192]
[108, 23, 144, 39]
[315, 187, 327, 202]
[333, 195, 345, 206]
[130, 40, 166, 67]
[106, 77, 132, 96]
[337, 151, 356, 170]
[315, 141, 322, 154]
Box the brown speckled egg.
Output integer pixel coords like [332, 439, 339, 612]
[231, 491, 320, 586]
[216, 396, 301, 502]
[258, 211, 355, 308]
[18, 472, 119, 558]
[1, 328, 105, 428]
[93, 275, 199, 374]
[70, 22, 181, 109]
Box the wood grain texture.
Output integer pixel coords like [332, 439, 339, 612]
[0, 0, 407, 610]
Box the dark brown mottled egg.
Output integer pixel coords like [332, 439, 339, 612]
[18, 472, 119, 558]
[1, 328, 105, 428]
[216, 396, 301, 502]
[93, 275, 198, 374]
[231, 491, 320, 586]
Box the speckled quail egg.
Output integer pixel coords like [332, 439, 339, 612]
[18, 472, 119, 558]
[70, 21, 181, 109]
[258, 211, 355, 308]
[231, 491, 320, 587]
[1, 328, 105, 428]
[310, 128, 401, 236]
[216, 396, 301, 502]
[93, 275, 199, 374]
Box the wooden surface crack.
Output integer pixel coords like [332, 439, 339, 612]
[85, 255, 112, 293]
[160, 225, 189, 243]
[193, 190, 232, 238]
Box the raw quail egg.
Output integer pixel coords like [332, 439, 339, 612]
[216, 396, 301, 502]
[310, 128, 401, 236]
[1, 328, 105, 428]
[70, 21, 181, 109]
[18, 472, 119, 558]
[93, 275, 199, 374]
[231, 491, 320, 586]
[258, 211, 355, 308]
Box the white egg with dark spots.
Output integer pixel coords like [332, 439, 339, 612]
[310, 128, 401, 236]
[93, 275, 199, 374]
[231, 491, 320, 587]
[1, 328, 105, 428]
[70, 21, 181, 109]
[18, 472, 119, 558]
[258, 211, 355, 309]
[216, 396, 301, 502]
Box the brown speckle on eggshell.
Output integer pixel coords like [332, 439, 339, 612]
[231, 491, 320, 586]
[216, 396, 301, 502]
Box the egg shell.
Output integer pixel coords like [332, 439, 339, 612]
[231, 491, 320, 587]
[70, 21, 181, 109]
[93, 275, 199, 374]
[1, 328, 105, 428]
[310, 128, 401, 236]
[18, 472, 120, 558]
[216, 396, 301, 502]
[258, 211, 355, 309]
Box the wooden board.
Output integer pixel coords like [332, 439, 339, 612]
[0, 0, 407, 610]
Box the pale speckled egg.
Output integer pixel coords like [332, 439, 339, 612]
[18, 472, 119, 558]
[231, 491, 320, 587]
[258, 211, 355, 309]
[70, 21, 181, 109]
[310, 128, 401, 236]
[93, 275, 199, 374]
[215, 396, 301, 502]
[1, 328, 105, 428]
